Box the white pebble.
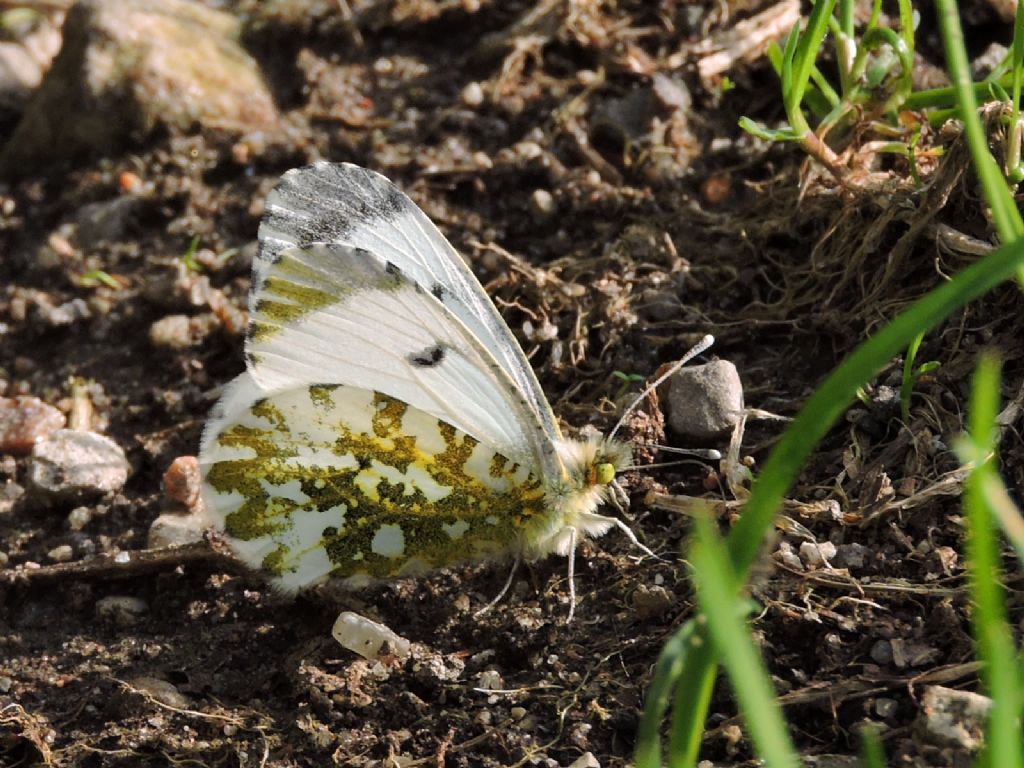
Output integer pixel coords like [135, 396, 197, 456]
[47, 544, 73, 562]
[461, 81, 484, 107]
[799, 540, 837, 567]
[476, 669, 503, 690]
[332, 611, 410, 660]
[67, 506, 92, 530]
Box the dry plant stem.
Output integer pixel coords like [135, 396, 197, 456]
[701, 661, 982, 742]
[0, 541, 234, 586]
[801, 131, 848, 183]
[694, 0, 801, 80]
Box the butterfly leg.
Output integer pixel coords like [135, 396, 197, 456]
[609, 479, 630, 512]
[590, 513, 659, 560]
[474, 554, 521, 618]
[565, 526, 578, 623]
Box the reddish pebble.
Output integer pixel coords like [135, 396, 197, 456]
[119, 171, 142, 193]
[0, 396, 67, 455]
[701, 173, 732, 205]
[164, 455, 202, 509]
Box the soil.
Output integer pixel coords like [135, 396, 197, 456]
[1, 1, 1022, 767]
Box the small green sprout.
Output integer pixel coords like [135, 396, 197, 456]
[182, 235, 203, 272]
[79, 270, 123, 289]
[612, 370, 646, 399]
[900, 332, 941, 423]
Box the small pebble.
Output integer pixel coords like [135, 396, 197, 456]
[799, 540, 837, 567]
[567, 753, 600, 768]
[147, 512, 206, 548]
[126, 676, 190, 710]
[47, 544, 73, 562]
[834, 543, 867, 569]
[870, 640, 893, 665]
[461, 81, 484, 107]
[874, 698, 898, 718]
[0, 396, 66, 454]
[631, 584, 674, 620]
[0, 482, 25, 515]
[476, 669, 503, 690]
[163, 455, 202, 509]
[149, 314, 194, 349]
[510, 706, 527, 720]
[67, 506, 93, 531]
[773, 540, 804, 570]
[529, 189, 556, 222]
[26, 429, 129, 503]
[95, 596, 148, 626]
[332, 612, 410, 660]
[666, 359, 744, 440]
[917, 685, 991, 751]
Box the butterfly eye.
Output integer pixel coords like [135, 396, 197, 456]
[593, 462, 616, 486]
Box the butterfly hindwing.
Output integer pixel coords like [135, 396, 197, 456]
[257, 162, 562, 443]
[201, 380, 548, 591]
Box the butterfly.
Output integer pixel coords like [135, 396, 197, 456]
[198, 162, 664, 619]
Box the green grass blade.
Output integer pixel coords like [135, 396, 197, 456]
[635, 619, 702, 768]
[689, 513, 800, 768]
[974, 470, 1024, 563]
[638, 237, 1024, 768]
[786, 0, 839, 129]
[726, 237, 1024, 579]
[957, 355, 1024, 768]
[666, 644, 719, 768]
[935, 0, 1024, 242]
[859, 723, 887, 768]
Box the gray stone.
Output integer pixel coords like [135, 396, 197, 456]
[666, 360, 744, 440]
[147, 511, 205, 548]
[95, 595, 148, 626]
[869, 639, 893, 665]
[834, 542, 868, 569]
[74, 197, 142, 247]
[916, 685, 991, 751]
[0, 0, 279, 176]
[26, 429, 129, 504]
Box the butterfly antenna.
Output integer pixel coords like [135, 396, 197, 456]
[607, 334, 715, 444]
[649, 445, 723, 460]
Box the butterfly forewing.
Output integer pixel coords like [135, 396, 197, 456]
[201, 380, 547, 590]
[256, 162, 562, 443]
[243, 241, 556, 472]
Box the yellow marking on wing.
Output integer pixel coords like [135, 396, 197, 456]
[204, 386, 547, 581]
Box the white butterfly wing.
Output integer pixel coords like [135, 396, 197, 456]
[256, 162, 561, 443]
[239, 241, 559, 476]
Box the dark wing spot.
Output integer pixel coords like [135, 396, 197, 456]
[358, 456, 373, 470]
[384, 187, 407, 217]
[385, 261, 402, 277]
[431, 283, 445, 300]
[322, 526, 338, 538]
[409, 344, 446, 368]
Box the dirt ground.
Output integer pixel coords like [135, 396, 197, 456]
[1, 1, 1022, 766]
